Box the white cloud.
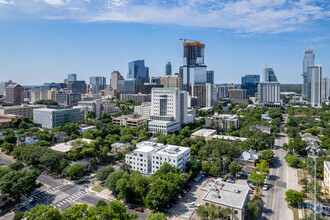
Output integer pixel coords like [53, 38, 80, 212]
[42, 0, 66, 6]
[0, 0, 329, 34]
[0, 0, 14, 5]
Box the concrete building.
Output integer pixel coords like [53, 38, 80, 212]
[189, 84, 207, 107]
[50, 138, 92, 153]
[229, 89, 247, 100]
[125, 141, 190, 175]
[33, 107, 85, 129]
[55, 89, 81, 106]
[30, 87, 53, 103]
[322, 77, 329, 101]
[151, 77, 161, 85]
[137, 83, 163, 94]
[0, 80, 13, 97]
[5, 84, 24, 103]
[160, 75, 183, 90]
[191, 128, 217, 138]
[165, 61, 172, 75]
[112, 114, 149, 128]
[134, 102, 151, 116]
[110, 71, 124, 90]
[323, 161, 330, 195]
[302, 50, 315, 98]
[206, 70, 214, 84]
[120, 93, 151, 102]
[307, 65, 322, 108]
[216, 84, 240, 99]
[67, 81, 86, 94]
[0, 104, 40, 119]
[257, 82, 280, 104]
[206, 83, 217, 107]
[78, 99, 119, 119]
[205, 114, 239, 131]
[148, 88, 192, 135]
[201, 179, 249, 220]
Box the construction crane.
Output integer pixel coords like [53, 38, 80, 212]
[179, 38, 199, 43]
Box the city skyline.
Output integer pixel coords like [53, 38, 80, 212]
[0, 0, 329, 85]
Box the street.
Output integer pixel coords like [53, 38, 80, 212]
[261, 133, 292, 220]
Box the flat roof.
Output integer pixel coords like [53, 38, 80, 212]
[156, 145, 189, 156]
[203, 178, 249, 210]
[191, 129, 217, 137]
[2, 105, 40, 109]
[212, 135, 247, 141]
[50, 138, 93, 153]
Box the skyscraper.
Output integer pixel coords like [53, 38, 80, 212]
[110, 71, 124, 90]
[307, 65, 322, 108]
[127, 60, 150, 84]
[180, 41, 207, 90]
[89, 76, 106, 93]
[5, 84, 24, 103]
[241, 74, 260, 97]
[67, 74, 77, 82]
[262, 67, 277, 82]
[160, 75, 183, 90]
[165, 61, 172, 75]
[322, 77, 329, 101]
[302, 50, 315, 98]
[206, 71, 214, 84]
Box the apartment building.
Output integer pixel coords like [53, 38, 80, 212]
[0, 104, 40, 119]
[205, 114, 239, 130]
[125, 141, 190, 175]
[112, 115, 149, 128]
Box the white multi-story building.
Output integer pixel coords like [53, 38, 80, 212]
[33, 107, 85, 129]
[78, 99, 119, 119]
[125, 141, 190, 175]
[307, 65, 322, 108]
[206, 83, 217, 107]
[257, 82, 280, 104]
[134, 102, 151, 116]
[148, 88, 192, 135]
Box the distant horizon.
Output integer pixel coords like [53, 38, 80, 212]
[0, 1, 329, 85]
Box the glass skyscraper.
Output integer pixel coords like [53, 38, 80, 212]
[67, 74, 77, 82]
[241, 74, 260, 97]
[262, 67, 277, 82]
[302, 50, 315, 98]
[127, 60, 150, 85]
[206, 71, 214, 84]
[307, 65, 322, 108]
[165, 61, 172, 75]
[89, 76, 106, 93]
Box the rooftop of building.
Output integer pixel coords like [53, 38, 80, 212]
[1, 104, 40, 109]
[325, 161, 330, 171]
[155, 145, 190, 156]
[209, 114, 238, 119]
[236, 149, 259, 162]
[112, 114, 149, 121]
[191, 129, 217, 138]
[6, 84, 22, 89]
[34, 107, 84, 112]
[203, 178, 249, 210]
[212, 135, 247, 142]
[50, 138, 93, 153]
[152, 87, 177, 90]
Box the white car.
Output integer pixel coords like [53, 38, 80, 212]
[263, 184, 269, 191]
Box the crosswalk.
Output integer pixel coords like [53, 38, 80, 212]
[52, 190, 88, 210]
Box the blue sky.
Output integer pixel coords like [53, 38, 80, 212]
[0, 0, 329, 85]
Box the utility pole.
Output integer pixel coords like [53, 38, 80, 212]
[306, 138, 320, 220]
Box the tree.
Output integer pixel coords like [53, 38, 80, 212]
[96, 165, 115, 181]
[88, 158, 97, 171]
[105, 171, 125, 193]
[9, 161, 24, 171]
[246, 202, 260, 218]
[258, 150, 274, 165]
[22, 204, 62, 220]
[1, 142, 15, 152]
[4, 134, 17, 144]
[13, 212, 24, 220]
[146, 213, 166, 220]
[196, 204, 231, 220]
[254, 160, 269, 175]
[229, 161, 241, 177]
[65, 164, 84, 180]
[87, 111, 96, 119]
[248, 173, 265, 186]
[0, 166, 12, 179]
[285, 189, 303, 206]
[144, 179, 171, 209]
[285, 155, 301, 168]
[95, 200, 107, 207]
[0, 169, 40, 200]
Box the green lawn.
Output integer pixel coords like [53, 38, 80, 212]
[92, 185, 105, 193]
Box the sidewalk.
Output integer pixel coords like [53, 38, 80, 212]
[287, 165, 303, 219]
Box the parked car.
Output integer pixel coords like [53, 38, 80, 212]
[247, 185, 255, 190]
[226, 178, 235, 183]
[263, 184, 269, 191]
[125, 204, 132, 209]
[134, 208, 144, 212]
[247, 179, 252, 184]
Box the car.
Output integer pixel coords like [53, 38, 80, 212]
[134, 208, 144, 212]
[247, 185, 254, 190]
[183, 189, 187, 194]
[188, 202, 196, 207]
[247, 179, 252, 184]
[263, 184, 269, 191]
[248, 182, 255, 187]
[178, 194, 182, 199]
[226, 179, 235, 184]
[266, 175, 270, 179]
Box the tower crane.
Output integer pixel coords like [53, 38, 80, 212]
[179, 38, 199, 43]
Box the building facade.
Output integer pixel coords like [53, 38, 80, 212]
[0, 105, 40, 119]
[307, 65, 322, 108]
[125, 141, 190, 175]
[33, 107, 85, 129]
[241, 74, 260, 97]
[302, 50, 315, 98]
[5, 84, 24, 103]
[205, 114, 239, 130]
[120, 93, 151, 102]
[262, 67, 278, 82]
[229, 89, 247, 100]
[78, 99, 119, 119]
[112, 115, 149, 128]
[127, 60, 150, 84]
[89, 76, 106, 93]
[134, 102, 151, 116]
[160, 75, 183, 90]
[257, 82, 280, 104]
[206, 70, 214, 84]
[322, 77, 329, 101]
[165, 61, 172, 75]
